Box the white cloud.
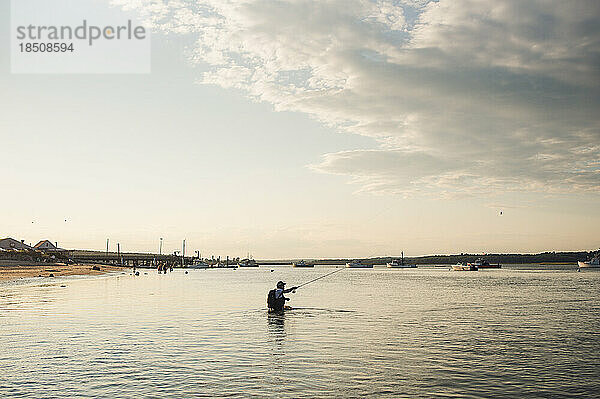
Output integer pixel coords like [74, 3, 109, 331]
[111, 0, 600, 196]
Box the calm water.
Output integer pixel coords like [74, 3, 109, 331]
[1, 265, 599, 398]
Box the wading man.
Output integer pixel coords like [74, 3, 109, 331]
[267, 281, 298, 312]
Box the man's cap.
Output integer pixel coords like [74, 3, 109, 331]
[277, 280, 286, 287]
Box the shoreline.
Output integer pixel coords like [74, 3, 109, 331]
[0, 261, 130, 282]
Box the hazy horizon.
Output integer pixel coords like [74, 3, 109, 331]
[2, 0, 599, 258]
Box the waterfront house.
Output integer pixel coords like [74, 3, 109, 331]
[34, 240, 59, 251]
[0, 238, 33, 251]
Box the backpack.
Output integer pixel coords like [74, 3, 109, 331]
[267, 289, 276, 308]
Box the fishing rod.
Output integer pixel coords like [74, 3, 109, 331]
[294, 267, 345, 290]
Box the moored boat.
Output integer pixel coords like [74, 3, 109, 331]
[346, 260, 373, 268]
[452, 262, 478, 271]
[387, 251, 417, 268]
[468, 257, 501, 269]
[188, 260, 210, 269]
[578, 255, 600, 268]
[292, 260, 314, 267]
[238, 258, 259, 267]
[211, 262, 237, 268]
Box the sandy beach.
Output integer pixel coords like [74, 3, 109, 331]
[0, 260, 129, 282]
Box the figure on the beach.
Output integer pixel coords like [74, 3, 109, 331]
[267, 281, 298, 312]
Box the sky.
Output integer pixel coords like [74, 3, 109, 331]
[1, 0, 599, 258]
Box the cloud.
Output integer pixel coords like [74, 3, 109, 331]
[111, 0, 600, 196]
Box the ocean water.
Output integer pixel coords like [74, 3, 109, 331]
[1, 265, 598, 398]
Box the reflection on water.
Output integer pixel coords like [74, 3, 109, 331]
[1, 265, 599, 398]
[267, 312, 286, 337]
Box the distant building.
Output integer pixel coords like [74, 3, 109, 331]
[0, 238, 33, 251]
[34, 240, 58, 251]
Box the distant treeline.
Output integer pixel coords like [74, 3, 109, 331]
[260, 250, 598, 265]
[386, 251, 595, 265]
[5, 248, 596, 266]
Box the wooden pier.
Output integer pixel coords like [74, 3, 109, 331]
[67, 250, 193, 268]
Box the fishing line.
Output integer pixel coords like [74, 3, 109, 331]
[295, 267, 345, 289]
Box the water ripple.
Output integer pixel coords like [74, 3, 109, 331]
[1, 267, 599, 398]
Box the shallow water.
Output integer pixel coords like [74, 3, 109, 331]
[1, 265, 599, 398]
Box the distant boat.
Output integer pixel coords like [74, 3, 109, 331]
[213, 262, 237, 269]
[238, 258, 259, 267]
[578, 255, 600, 268]
[346, 260, 373, 268]
[292, 260, 314, 267]
[452, 262, 478, 271]
[188, 260, 210, 269]
[468, 257, 501, 269]
[387, 251, 416, 268]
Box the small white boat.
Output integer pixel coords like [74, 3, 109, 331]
[188, 261, 210, 269]
[292, 260, 314, 267]
[238, 258, 259, 267]
[387, 252, 416, 268]
[346, 260, 373, 268]
[452, 262, 478, 271]
[578, 255, 600, 268]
